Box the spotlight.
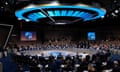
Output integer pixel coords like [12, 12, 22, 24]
[25, 19, 30, 22]
[1, 7, 4, 9]
[101, 16, 105, 18]
[5, 2, 8, 5]
[18, 18, 22, 20]
[115, 10, 119, 13]
[55, 22, 67, 25]
[24, 4, 36, 9]
[50, 1, 60, 6]
[114, 0, 117, 3]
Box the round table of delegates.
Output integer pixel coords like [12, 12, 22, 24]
[12, 45, 120, 72]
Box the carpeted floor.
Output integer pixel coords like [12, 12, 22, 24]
[0, 54, 18, 72]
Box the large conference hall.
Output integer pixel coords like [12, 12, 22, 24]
[0, 0, 120, 72]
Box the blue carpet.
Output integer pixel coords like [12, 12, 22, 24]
[0, 54, 30, 72]
[0, 54, 18, 72]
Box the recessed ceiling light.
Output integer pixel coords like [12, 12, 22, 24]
[114, 0, 117, 3]
[18, 18, 22, 20]
[1, 7, 4, 8]
[115, 10, 119, 13]
[5, 2, 8, 5]
[101, 16, 105, 18]
[25, 19, 30, 22]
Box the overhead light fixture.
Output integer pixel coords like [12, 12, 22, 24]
[15, 5, 106, 24]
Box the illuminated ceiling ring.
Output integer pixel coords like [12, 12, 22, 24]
[15, 5, 106, 23]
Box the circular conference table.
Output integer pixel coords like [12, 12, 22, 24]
[20, 48, 97, 57]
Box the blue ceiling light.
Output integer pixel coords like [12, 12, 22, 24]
[48, 11, 55, 16]
[61, 10, 67, 16]
[15, 5, 106, 23]
[54, 10, 61, 16]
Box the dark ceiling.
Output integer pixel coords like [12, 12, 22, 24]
[0, 0, 120, 31]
